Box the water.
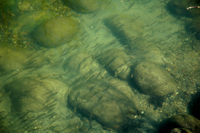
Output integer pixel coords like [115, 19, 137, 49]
[0, 0, 200, 133]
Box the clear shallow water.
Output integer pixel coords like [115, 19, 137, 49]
[0, 0, 200, 133]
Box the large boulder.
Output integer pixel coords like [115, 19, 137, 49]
[4, 77, 70, 113]
[0, 45, 30, 74]
[159, 114, 200, 133]
[98, 48, 131, 80]
[105, 14, 144, 48]
[0, 44, 47, 74]
[132, 61, 177, 97]
[3, 77, 83, 132]
[32, 17, 79, 48]
[63, 0, 102, 13]
[68, 79, 139, 129]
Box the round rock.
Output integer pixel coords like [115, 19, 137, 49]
[132, 61, 177, 97]
[32, 17, 79, 48]
[63, 0, 102, 13]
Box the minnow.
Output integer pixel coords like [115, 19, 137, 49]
[187, 6, 200, 10]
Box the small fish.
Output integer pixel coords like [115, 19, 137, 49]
[187, 6, 200, 10]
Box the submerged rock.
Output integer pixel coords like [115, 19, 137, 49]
[32, 16, 79, 47]
[0, 45, 30, 74]
[68, 79, 139, 129]
[160, 114, 200, 133]
[13, 11, 55, 34]
[3, 77, 83, 132]
[63, 0, 102, 13]
[132, 61, 177, 97]
[105, 14, 144, 48]
[63, 52, 98, 75]
[98, 48, 131, 80]
[4, 77, 70, 113]
[166, 0, 200, 18]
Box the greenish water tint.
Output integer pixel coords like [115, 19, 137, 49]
[0, 0, 200, 133]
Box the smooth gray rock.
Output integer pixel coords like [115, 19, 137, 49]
[132, 61, 177, 97]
